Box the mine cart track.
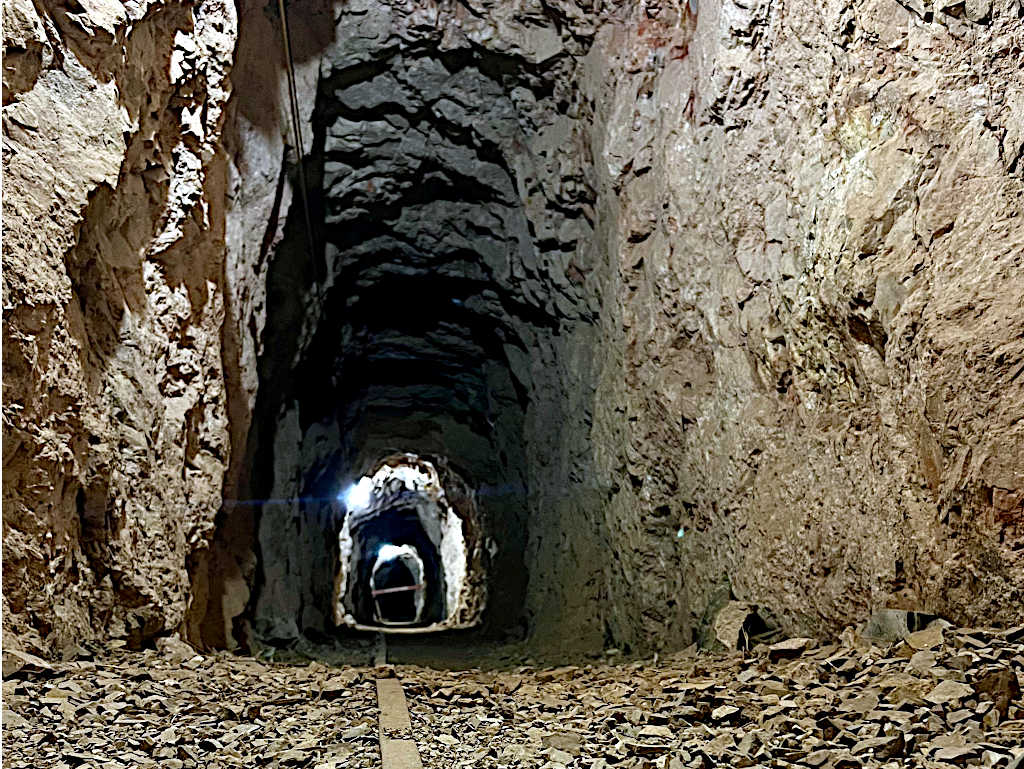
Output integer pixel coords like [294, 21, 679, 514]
[376, 676, 423, 769]
[375, 633, 425, 768]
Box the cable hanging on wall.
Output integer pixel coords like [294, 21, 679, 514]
[276, 0, 324, 294]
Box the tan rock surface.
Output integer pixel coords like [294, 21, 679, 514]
[400, 625, 1024, 767]
[2, 642, 379, 768]
[582, 0, 1024, 651]
[5, 624, 1022, 768]
[2, 0, 238, 653]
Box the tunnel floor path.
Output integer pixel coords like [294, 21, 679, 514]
[3, 625, 1024, 768]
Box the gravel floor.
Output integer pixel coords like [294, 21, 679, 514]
[400, 624, 1024, 768]
[2, 639, 379, 769]
[4, 624, 1023, 769]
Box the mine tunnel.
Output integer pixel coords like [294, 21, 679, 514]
[6, 3, 1024, 763]
[168, 0, 1024, 663]
[336, 454, 483, 631]
[192, 11, 579, 653]
[5, 0, 1024, 762]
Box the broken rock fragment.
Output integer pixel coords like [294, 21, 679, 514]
[767, 637, 813, 661]
[712, 601, 759, 650]
[925, 679, 975, 705]
[1, 650, 54, 679]
[973, 668, 1020, 721]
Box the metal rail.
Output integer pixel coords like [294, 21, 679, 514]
[371, 583, 426, 597]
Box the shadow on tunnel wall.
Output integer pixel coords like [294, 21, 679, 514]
[183, 0, 336, 650]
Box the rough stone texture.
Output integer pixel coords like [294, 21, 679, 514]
[5, 0, 1023, 658]
[6, 625, 1024, 768]
[585, 0, 1024, 651]
[3, 642, 381, 768]
[398, 624, 1024, 768]
[3, 0, 237, 653]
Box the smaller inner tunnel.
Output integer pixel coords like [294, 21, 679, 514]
[335, 453, 486, 632]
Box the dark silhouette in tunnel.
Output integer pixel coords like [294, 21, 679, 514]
[350, 501, 445, 627]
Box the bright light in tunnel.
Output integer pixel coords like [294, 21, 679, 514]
[339, 476, 373, 511]
[377, 543, 408, 560]
[334, 453, 483, 632]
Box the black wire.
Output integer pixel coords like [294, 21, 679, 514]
[276, 0, 323, 293]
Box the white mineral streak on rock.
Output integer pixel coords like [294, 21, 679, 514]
[439, 507, 468, 621]
[151, 0, 237, 254]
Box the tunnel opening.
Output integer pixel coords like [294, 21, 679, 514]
[189, 0, 605, 657]
[370, 545, 426, 625]
[335, 453, 486, 632]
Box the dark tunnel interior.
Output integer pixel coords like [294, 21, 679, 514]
[189, 3, 598, 654]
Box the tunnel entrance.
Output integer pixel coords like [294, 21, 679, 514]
[188, 1, 599, 654]
[335, 453, 486, 632]
[371, 545, 425, 625]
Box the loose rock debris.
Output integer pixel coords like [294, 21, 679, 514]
[2, 639, 379, 769]
[403, 624, 1024, 769]
[4, 624, 1024, 769]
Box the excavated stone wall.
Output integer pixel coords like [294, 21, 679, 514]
[584, 0, 1024, 651]
[182, 0, 335, 651]
[4, 0, 1022, 657]
[3, 0, 237, 652]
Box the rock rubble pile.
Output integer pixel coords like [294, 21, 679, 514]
[403, 624, 1023, 768]
[6, 622, 1021, 768]
[2, 639, 378, 769]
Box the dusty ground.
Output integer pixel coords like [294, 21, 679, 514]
[4, 625, 1023, 768]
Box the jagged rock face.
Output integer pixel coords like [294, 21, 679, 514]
[182, 0, 336, 653]
[587, 0, 1024, 649]
[4, 0, 1022, 656]
[2, 0, 237, 651]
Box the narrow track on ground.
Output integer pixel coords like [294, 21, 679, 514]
[376, 676, 423, 769]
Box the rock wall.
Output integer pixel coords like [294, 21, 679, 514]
[182, 0, 334, 651]
[2, 0, 238, 653]
[4, 0, 1022, 656]
[583, 0, 1024, 651]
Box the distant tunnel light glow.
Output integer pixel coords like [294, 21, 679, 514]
[377, 543, 410, 561]
[334, 453, 483, 632]
[339, 476, 373, 511]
